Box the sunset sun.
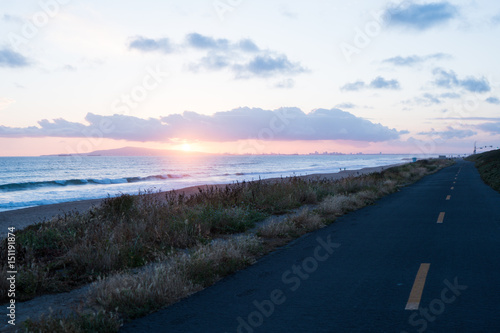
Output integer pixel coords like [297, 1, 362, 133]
[181, 143, 192, 152]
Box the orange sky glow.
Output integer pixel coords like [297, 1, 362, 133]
[0, 137, 457, 157]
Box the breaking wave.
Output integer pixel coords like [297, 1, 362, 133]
[0, 174, 191, 192]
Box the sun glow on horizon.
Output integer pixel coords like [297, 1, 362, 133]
[181, 143, 192, 152]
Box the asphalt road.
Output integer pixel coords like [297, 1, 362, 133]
[121, 160, 500, 332]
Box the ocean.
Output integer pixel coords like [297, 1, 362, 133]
[0, 154, 427, 212]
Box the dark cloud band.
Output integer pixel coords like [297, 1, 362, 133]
[0, 108, 405, 143]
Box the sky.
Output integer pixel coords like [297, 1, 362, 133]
[1, 0, 500, 156]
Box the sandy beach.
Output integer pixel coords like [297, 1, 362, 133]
[0, 163, 401, 234]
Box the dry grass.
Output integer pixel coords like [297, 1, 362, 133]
[3, 159, 454, 331]
[23, 310, 121, 333]
[377, 179, 398, 196]
[467, 149, 500, 192]
[257, 219, 297, 238]
[88, 235, 261, 319]
[89, 261, 200, 319]
[318, 194, 362, 217]
[26, 236, 263, 330]
[257, 208, 325, 238]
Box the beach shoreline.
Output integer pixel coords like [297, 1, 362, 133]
[0, 163, 404, 233]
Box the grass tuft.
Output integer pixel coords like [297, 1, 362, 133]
[257, 208, 324, 238]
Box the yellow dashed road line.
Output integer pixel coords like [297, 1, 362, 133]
[405, 263, 431, 310]
[437, 212, 445, 223]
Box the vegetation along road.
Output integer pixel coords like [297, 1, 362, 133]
[122, 159, 500, 332]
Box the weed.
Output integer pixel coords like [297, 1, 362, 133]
[257, 209, 324, 238]
[88, 235, 261, 319]
[0, 158, 453, 328]
[467, 149, 500, 192]
[23, 310, 121, 333]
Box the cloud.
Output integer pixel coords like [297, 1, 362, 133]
[416, 92, 463, 105]
[341, 77, 400, 91]
[406, 91, 463, 106]
[340, 81, 366, 92]
[460, 77, 490, 93]
[386, 2, 458, 30]
[0, 48, 30, 68]
[274, 78, 295, 89]
[434, 117, 500, 121]
[62, 64, 77, 72]
[382, 53, 451, 67]
[440, 92, 460, 99]
[130, 34, 258, 54]
[84, 113, 168, 141]
[0, 114, 167, 142]
[188, 34, 303, 78]
[0, 118, 88, 138]
[193, 52, 305, 78]
[196, 52, 231, 70]
[335, 103, 356, 109]
[238, 39, 260, 52]
[129, 33, 302, 80]
[2, 14, 23, 23]
[185, 33, 259, 53]
[492, 13, 500, 25]
[0, 108, 405, 143]
[432, 68, 458, 88]
[370, 77, 400, 89]
[161, 108, 403, 142]
[186, 33, 229, 50]
[432, 68, 490, 93]
[419, 126, 476, 139]
[282, 9, 298, 19]
[422, 93, 442, 105]
[128, 36, 174, 53]
[477, 122, 500, 134]
[234, 55, 305, 78]
[36, 118, 88, 136]
[486, 97, 500, 105]
[280, 4, 298, 19]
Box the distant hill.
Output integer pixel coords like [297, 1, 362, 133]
[43, 147, 211, 157]
[466, 149, 500, 192]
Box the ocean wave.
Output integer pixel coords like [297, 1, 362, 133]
[0, 199, 61, 211]
[0, 174, 191, 192]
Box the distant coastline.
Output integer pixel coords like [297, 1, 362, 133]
[36, 146, 457, 158]
[40, 146, 212, 157]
